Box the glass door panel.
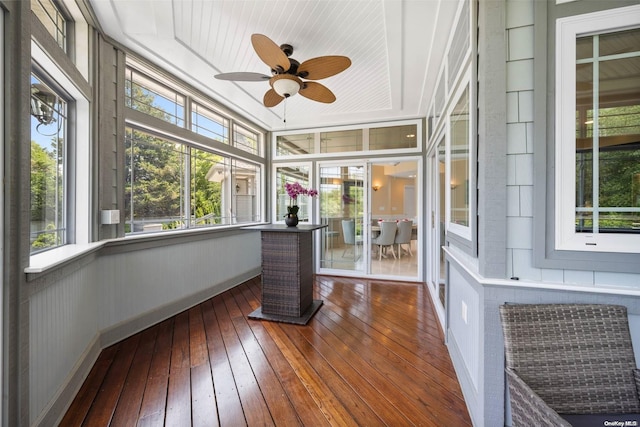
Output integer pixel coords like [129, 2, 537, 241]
[369, 160, 419, 279]
[319, 164, 365, 274]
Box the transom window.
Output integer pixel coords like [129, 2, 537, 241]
[31, 0, 67, 51]
[274, 121, 420, 158]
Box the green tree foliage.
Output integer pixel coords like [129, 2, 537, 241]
[30, 140, 62, 251]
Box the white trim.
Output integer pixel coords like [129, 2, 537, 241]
[446, 71, 472, 241]
[555, 5, 640, 253]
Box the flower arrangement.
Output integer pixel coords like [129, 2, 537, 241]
[284, 182, 318, 217]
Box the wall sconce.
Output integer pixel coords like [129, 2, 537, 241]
[372, 185, 380, 191]
[30, 83, 58, 127]
[450, 182, 458, 190]
[235, 183, 241, 193]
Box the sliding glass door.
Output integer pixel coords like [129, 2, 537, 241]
[318, 158, 420, 280]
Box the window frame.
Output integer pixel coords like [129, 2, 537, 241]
[555, 5, 640, 254]
[29, 40, 91, 265]
[446, 77, 473, 240]
[273, 119, 423, 160]
[123, 58, 267, 236]
[533, 0, 640, 273]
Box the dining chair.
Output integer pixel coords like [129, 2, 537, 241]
[394, 220, 413, 259]
[341, 219, 362, 259]
[371, 220, 397, 261]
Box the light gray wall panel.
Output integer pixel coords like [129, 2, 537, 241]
[29, 263, 100, 423]
[98, 232, 261, 331]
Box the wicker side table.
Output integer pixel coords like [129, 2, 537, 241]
[243, 224, 326, 325]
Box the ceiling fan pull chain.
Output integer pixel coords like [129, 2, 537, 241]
[283, 97, 287, 127]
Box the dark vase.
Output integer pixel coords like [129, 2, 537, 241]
[285, 214, 299, 227]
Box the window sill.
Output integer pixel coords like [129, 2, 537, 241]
[26, 242, 105, 274]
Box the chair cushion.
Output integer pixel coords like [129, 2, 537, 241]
[560, 413, 640, 427]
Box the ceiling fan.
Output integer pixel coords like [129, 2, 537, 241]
[214, 34, 351, 108]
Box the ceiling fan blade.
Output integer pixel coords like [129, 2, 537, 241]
[251, 34, 290, 73]
[297, 56, 351, 80]
[214, 72, 271, 81]
[264, 88, 284, 107]
[299, 82, 336, 103]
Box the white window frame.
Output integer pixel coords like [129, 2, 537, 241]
[446, 71, 473, 241]
[555, 5, 640, 253]
[29, 40, 92, 269]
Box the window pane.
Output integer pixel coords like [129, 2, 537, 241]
[191, 103, 229, 144]
[125, 128, 187, 233]
[191, 148, 223, 227]
[450, 87, 470, 226]
[369, 124, 418, 150]
[275, 165, 310, 221]
[125, 67, 186, 127]
[30, 75, 67, 253]
[232, 160, 261, 223]
[31, 0, 66, 51]
[233, 124, 259, 156]
[276, 133, 314, 155]
[575, 29, 640, 233]
[599, 28, 640, 57]
[320, 129, 363, 153]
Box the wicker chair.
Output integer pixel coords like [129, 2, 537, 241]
[500, 304, 640, 427]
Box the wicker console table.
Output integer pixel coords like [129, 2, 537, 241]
[243, 224, 326, 325]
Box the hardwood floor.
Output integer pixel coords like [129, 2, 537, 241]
[62, 275, 471, 426]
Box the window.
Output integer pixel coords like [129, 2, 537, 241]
[320, 129, 362, 153]
[30, 74, 68, 253]
[123, 61, 266, 235]
[448, 84, 471, 236]
[125, 127, 262, 232]
[556, 6, 640, 253]
[274, 120, 421, 158]
[233, 123, 260, 156]
[276, 133, 314, 156]
[192, 102, 228, 144]
[125, 66, 186, 127]
[369, 124, 418, 151]
[31, 0, 67, 51]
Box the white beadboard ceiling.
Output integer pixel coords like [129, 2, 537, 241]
[89, 0, 461, 131]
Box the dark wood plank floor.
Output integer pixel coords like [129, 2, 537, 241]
[62, 275, 472, 426]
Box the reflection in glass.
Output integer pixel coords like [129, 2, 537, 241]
[319, 165, 364, 272]
[275, 165, 310, 221]
[369, 124, 418, 150]
[276, 133, 314, 155]
[30, 75, 67, 253]
[320, 129, 363, 153]
[450, 86, 470, 226]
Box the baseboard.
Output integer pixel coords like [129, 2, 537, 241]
[33, 334, 102, 427]
[34, 268, 260, 426]
[100, 268, 261, 348]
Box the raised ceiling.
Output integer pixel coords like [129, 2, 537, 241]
[89, 0, 460, 131]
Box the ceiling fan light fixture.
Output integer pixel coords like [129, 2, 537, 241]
[271, 74, 301, 98]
